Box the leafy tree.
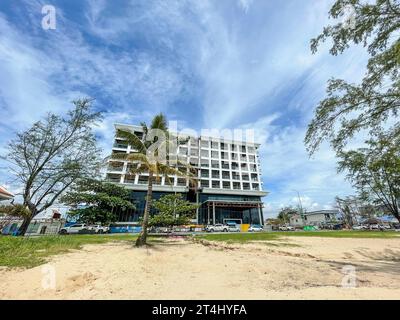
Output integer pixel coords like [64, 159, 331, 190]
[305, 0, 400, 155]
[277, 206, 299, 224]
[0, 204, 31, 231]
[337, 133, 400, 222]
[114, 114, 196, 246]
[149, 193, 198, 227]
[5, 99, 102, 235]
[61, 178, 135, 224]
[335, 196, 360, 227]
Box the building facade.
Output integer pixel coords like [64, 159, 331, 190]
[105, 123, 267, 226]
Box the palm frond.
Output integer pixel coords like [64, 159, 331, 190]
[150, 113, 167, 131]
[126, 153, 150, 165]
[116, 129, 146, 154]
[126, 163, 148, 177]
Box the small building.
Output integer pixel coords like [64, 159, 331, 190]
[289, 213, 304, 227]
[303, 210, 340, 226]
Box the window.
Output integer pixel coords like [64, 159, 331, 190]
[212, 180, 220, 189]
[243, 182, 250, 190]
[252, 183, 259, 190]
[249, 155, 256, 162]
[251, 174, 258, 182]
[177, 178, 187, 186]
[200, 140, 209, 148]
[138, 176, 148, 184]
[190, 139, 198, 147]
[201, 149, 209, 157]
[124, 175, 135, 184]
[211, 151, 219, 158]
[231, 162, 239, 170]
[250, 164, 257, 172]
[190, 149, 198, 156]
[240, 154, 247, 161]
[232, 172, 240, 180]
[221, 151, 228, 159]
[211, 160, 219, 168]
[231, 144, 237, 151]
[189, 158, 198, 166]
[221, 161, 230, 169]
[222, 171, 230, 179]
[242, 174, 249, 181]
[164, 177, 174, 186]
[211, 141, 219, 149]
[201, 169, 209, 178]
[179, 147, 188, 156]
[201, 159, 209, 168]
[241, 163, 248, 171]
[248, 146, 255, 154]
[231, 153, 238, 160]
[223, 181, 230, 189]
[241, 145, 246, 153]
[220, 142, 227, 150]
[201, 180, 209, 188]
[233, 182, 241, 190]
[212, 170, 220, 179]
[212, 181, 221, 189]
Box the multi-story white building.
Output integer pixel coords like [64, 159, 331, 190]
[106, 123, 267, 226]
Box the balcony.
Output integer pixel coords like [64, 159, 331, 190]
[113, 143, 128, 149]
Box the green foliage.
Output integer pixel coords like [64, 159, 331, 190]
[306, 0, 400, 154]
[6, 98, 102, 235]
[61, 178, 135, 224]
[277, 206, 299, 223]
[149, 194, 198, 227]
[0, 204, 31, 218]
[0, 234, 152, 269]
[337, 133, 400, 221]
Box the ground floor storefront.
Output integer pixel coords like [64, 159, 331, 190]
[116, 190, 264, 227]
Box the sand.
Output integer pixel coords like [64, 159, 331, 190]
[0, 236, 400, 300]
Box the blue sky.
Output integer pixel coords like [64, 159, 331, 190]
[0, 0, 368, 217]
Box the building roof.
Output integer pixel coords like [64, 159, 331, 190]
[303, 210, 338, 216]
[0, 186, 14, 200]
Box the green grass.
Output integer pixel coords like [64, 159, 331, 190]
[0, 234, 151, 269]
[196, 230, 400, 243]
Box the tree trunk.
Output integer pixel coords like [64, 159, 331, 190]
[17, 214, 34, 236]
[136, 172, 153, 247]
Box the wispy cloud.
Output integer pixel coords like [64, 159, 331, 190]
[0, 0, 368, 215]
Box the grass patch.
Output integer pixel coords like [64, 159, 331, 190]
[0, 234, 155, 269]
[196, 230, 400, 243]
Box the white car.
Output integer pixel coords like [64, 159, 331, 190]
[248, 225, 264, 232]
[59, 223, 89, 235]
[227, 224, 241, 232]
[89, 225, 109, 234]
[352, 225, 367, 230]
[205, 224, 229, 232]
[279, 225, 294, 231]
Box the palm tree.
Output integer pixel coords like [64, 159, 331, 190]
[113, 114, 196, 246]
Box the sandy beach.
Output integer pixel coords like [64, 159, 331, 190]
[1, 236, 400, 300]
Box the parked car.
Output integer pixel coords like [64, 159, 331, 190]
[278, 225, 294, 231]
[226, 224, 240, 232]
[88, 225, 109, 234]
[248, 224, 264, 232]
[352, 225, 367, 230]
[59, 223, 89, 235]
[205, 224, 229, 232]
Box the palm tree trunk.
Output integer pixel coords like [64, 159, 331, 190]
[136, 171, 153, 246]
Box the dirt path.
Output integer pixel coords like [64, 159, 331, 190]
[1, 236, 399, 299]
